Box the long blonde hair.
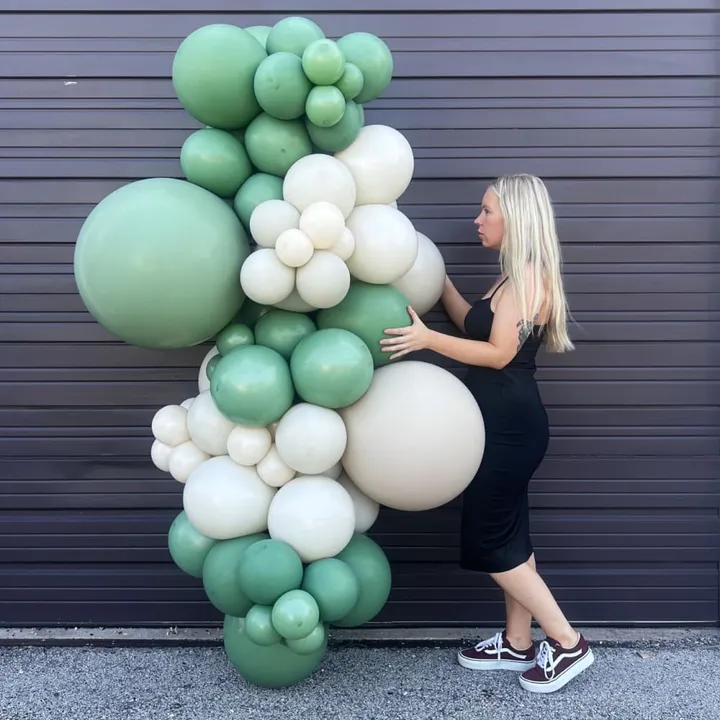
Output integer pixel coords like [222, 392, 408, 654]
[489, 173, 574, 353]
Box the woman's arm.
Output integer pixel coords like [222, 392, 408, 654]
[440, 276, 472, 332]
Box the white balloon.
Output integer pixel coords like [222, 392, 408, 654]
[328, 226, 355, 261]
[274, 288, 316, 313]
[183, 455, 276, 540]
[227, 425, 273, 466]
[320, 460, 343, 480]
[168, 441, 210, 484]
[198, 346, 219, 393]
[345, 204, 418, 284]
[275, 228, 314, 268]
[180, 397, 195, 411]
[283, 154, 356, 218]
[257, 444, 296, 488]
[337, 472, 380, 533]
[299, 201, 346, 250]
[249, 199, 300, 248]
[151, 405, 190, 447]
[275, 403, 348, 475]
[151, 439, 172, 473]
[186, 390, 235, 456]
[296, 251, 351, 309]
[267, 475, 355, 562]
[335, 125, 414, 205]
[392, 231, 447, 316]
[240, 248, 295, 305]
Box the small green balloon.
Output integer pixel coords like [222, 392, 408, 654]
[245, 25, 271, 49]
[301, 558, 360, 622]
[244, 113, 313, 177]
[254, 52, 313, 120]
[272, 589, 321, 641]
[210, 345, 295, 426]
[205, 353, 221, 381]
[245, 604, 283, 646]
[306, 100, 363, 153]
[233, 299, 270, 329]
[167, 511, 217, 578]
[302, 39, 345, 85]
[216, 322, 255, 355]
[336, 32, 393, 104]
[335, 62, 364, 100]
[266, 16, 325, 57]
[305, 86, 346, 128]
[237, 539, 304, 606]
[254, 309, 316, 360]
[286, 623, 327, 655]
[233, 173, 284, 228]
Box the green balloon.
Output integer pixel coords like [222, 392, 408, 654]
[180, 128, 253, 198]
[202, 534, 268, 616]
[305, 86, 346, 128]
[254, 52, 312, 121]
[74, 178, 250, 349]
[336, 32, 393, 104]
[244, 113, 313, 177]
[237, 539, 304, 606]
[223, 614, 326, 688]
[216, 322, 254, 355]
[254, 309, 316, 360]
[172, 24, 267, 129]
[301, 558, 360, 622]
[286, 623, 327, 655]
[290, 328, 373, 408]
[205, 353, 220, 381]
[245, 604, 282, 646]
[332, 534, 392, 628]
[316, 282, 411, 367]
[302, 39, 345, 85]
[210, 345, 295, 426]
[167, 511, 217, 578]
[233, 173, 284, 228]
[272, 589, 321, 641]
[245, 25, 271, 49]
[266, 16, 325, 57]
[306, 100, 363, 153]
[233, 299, 270, 328]
[335, 62, 364, 100]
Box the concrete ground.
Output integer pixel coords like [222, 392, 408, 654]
[0, 628, 718, 720]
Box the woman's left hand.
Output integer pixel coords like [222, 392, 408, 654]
[380, 306, 434, 360]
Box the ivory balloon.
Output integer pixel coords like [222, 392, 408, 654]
[392, 231, 447, 316]
[168, 440, 210, 483]
[275, 228, 314, 268]
[240, 248, 295, 305]
[328, 226, 355, 261]
[336, 472, 380, 533]
[257, 444, 296, 488]
[299, 201, 345, 250]
[283, 154, 356, 218]
[151, 439, 172, 473]
[296, 251, 350, 308]
[151, 404, 189, 447]
[249, 199, 300, 248]
[274, 288, 316, 313]
[186, 390, 236, 456]
[227, 425, 273, 466]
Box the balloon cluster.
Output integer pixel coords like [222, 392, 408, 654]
[72, 16, 486, 689]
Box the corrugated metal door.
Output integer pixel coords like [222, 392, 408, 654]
[1, 1, 718, 627]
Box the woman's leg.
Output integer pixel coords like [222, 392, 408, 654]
[503, 553, 535, 650]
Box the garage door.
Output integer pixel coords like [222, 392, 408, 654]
[1, 1, 718, 627]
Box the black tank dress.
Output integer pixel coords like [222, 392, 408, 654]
[459, 277, 550, 574]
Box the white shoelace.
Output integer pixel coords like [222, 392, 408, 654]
[536, 640, 557, 679]
[474, 632, 504, 656]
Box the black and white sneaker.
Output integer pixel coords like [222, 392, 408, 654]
[458, 631, 536, 671]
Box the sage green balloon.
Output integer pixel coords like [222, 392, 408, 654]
[245, 604, 282, 646]
[266, 16, 325, 57]
[335, 62, 364, 100]
[306, 100, 363, 153]
[272, 589, 321, 641]
[233, 173, 284, 228]
[74, 178, 250, 349]
[316, 282, 411, 367]
[246, 25, 271, 49]
[210, 345, 295, 426]
[336, 32, 393, 104]
[254, 52, 312, 120]
[254, 309, 316, 360]
[233, 299, 269, 328]
[291, 328, 373, 409]
[180, 128, 253, 198]
[301, 558, 360, 622]
[244, 113, 313, 177]
[205, 353, 220, 381]
[332, 533, 392, 628]
[216, 322, 254, 356]
[305, 86, 346, 128]
[286, 623, 327, 655]
[302, 39, 345, 85]
[202, 533, 268, 616]
[237, 539, 304, 606]
[167, 510, 217, 578]
[223, 614, 327, 688]
[172, 24, 267, 129]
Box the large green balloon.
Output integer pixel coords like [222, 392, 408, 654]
[167, 511, 217, 578]
[237, 539, 304, 606]
[302, 39, 345, 85]
[223, 614, 326, 688]
[266, 16, 325, 57]
[336, 32, 393, 104]
[291, 328, 373, 408]
[302, 558, 360, 622]
[316, 282, 411, 367]
[216, 322, 254, 356]
[332, 533, 392, 628]
[74, 178, 250, 349]
[306, 100, 363, 153]
[305, 86, 346, 128]
[180, 128, 253, 198]
[233, 173, 284, 229]
[244, 113, 313, 177]
[272, 590, 321, 641]
[254, 52, 312, 121]
[172, 24, 267, 129]
[210, 344, 295, 426]
[254, 309, 316, 360]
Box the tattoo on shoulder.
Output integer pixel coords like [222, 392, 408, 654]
[516, 314, 539, 350]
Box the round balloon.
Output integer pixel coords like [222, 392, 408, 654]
[335, 32, 393, 104]
[167, 510, 217, 578]
[244, 113, 313, 177]
[302, 39, 345, 85]
[392, 231, 447, 316]
[266, 16, 325, 56]
[233, 173, 284, 228]
[306, 100, 363, 153]
[254, 309, 316, 360]
[237, 539, 304, 606]
[254, 52, 312, 121]
[249, 199, 300, 249]
[216, 322, 254, 356]
[283, 154, 356, 218]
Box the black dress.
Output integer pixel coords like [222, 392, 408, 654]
[459, 277, 549, 574]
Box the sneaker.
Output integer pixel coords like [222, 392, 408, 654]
[458, 631, 536, 671]
[519, 633, 594, 693]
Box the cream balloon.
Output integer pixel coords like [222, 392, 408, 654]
[392, 231, 447, 316]
[299, 201, 346, 250]
[240, 248, 295, 305]
[180, 397, 195, 411]
[257, 444, 296, 488]
[340, 361, 485, 511]
[337, 472, 380, 533]
[227, 425, 273, 466]
[283, 154, 356, 218]
[198, 346, 219, 393]
[151, 439, 172, 473]
[328, 226, 355, 261]
[275, 228, 314, 268]
[168, 441, 210, 483]
[186, 390, 236, 456]
[320, 460, 343, 480]
[274, 288, 316, 313]
[249, 199, 300, 248]
[296, 251, 351, 309]
[151, 404, 189, 447]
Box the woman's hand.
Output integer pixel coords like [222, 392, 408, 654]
[380, 306, 434, 361]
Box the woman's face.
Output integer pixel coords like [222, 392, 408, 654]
[474, 188, 504, 251]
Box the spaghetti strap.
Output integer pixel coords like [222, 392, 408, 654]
[487, 276, 509, 300]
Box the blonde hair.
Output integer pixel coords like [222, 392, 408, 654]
[488, 173, 574, 353]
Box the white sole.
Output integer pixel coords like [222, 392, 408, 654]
[457, 652, 536, 672]
[519, 648, 595, 694]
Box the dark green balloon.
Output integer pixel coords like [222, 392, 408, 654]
[335, 62, 364, 100]
[254, 52, 312, 120]
[167, 510, 217, 578]
[306, 100, 363, 153]
[244, 113, 313, 177]
[266, 16, 325, 57]
[205, 353, 221, 381]
[301, 558, 360, 622]
[233, 298, 269, 329]
[210, 344, 295, 426]
[271, 589, 321, 641]
[245, 604, 282, 646]
[336, 32, 393, 104]
[237, 539, 304, 606]
[291, 327, 373, 409]
[316, 282, 411, 367]
[216, 322, 254, 356]
[233, 173, 284, 229]
[254, 309, 316, 360]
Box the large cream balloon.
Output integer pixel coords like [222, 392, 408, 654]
[345, 204, 418, 284]
[296, 251, 351, 309]
[392, 231, 447, 316]
[249, 199, 300, 248]
[283, 154, 356, 218]
[186, 390, 235, 456]
[340, 361, 485, 511]
[240, 248, 295, 305]
[335, 125, 414, 206]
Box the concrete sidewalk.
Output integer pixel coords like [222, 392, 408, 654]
[1, 630, 718, 720]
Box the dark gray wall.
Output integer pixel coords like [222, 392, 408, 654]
[1, 1, 718, 627]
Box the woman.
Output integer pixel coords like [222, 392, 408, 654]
[380, 173, 594, 694]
